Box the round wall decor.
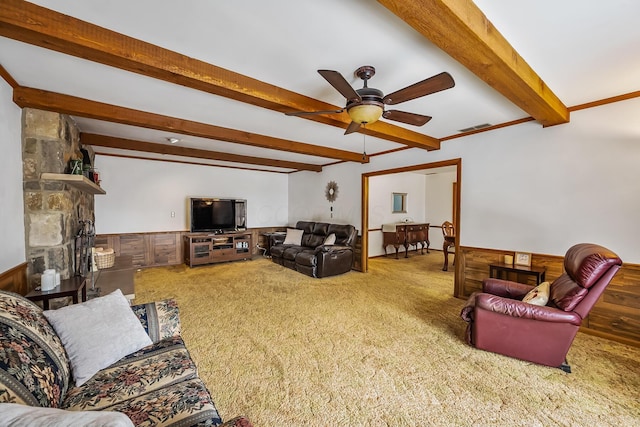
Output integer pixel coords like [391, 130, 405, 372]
[325, 181, 339, 202]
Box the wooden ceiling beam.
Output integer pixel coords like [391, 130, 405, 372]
[80, 133, 322, 172]
[0, 64, 19, 88]
[13, 86, 367, 164]
[378, 0, 569, 127]
[0, 0, 439, 150]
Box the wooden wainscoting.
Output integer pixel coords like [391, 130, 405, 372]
[457, 246, 640, 347]
[589, 264, 640, 345]
[0, 262, 29, 294]
[96, 227, 287, 269]
[95, 232, 185, 268]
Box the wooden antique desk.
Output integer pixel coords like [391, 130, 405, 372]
[489, 263, 546, 285]
[26, 276, 87, 310]
[382, 222, 430, 259]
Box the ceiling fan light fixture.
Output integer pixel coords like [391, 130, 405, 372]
[347, 104, 383, 124]
[287, 66, 454, 131]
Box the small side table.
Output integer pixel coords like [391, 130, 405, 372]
[489, 263, 546, 285]
[26, 276, 87, 310]
[261, 232, 286, 257]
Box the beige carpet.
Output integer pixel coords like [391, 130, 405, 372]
[134, 253, 640, 426]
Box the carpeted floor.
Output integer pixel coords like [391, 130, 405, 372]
[134, 253, 640, 426]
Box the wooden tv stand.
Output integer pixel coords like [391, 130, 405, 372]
[184, 232, 252, 267]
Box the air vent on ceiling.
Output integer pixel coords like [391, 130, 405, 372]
[458, 123, 492, 133]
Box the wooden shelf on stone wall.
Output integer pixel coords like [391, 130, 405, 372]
[41, 173, 106, 195]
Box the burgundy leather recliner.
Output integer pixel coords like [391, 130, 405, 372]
[460, 243, 622, 372]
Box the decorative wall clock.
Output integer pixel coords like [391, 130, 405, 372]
[325, 181, 339, 202]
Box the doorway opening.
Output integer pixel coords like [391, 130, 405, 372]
[360, 158, 462, 296]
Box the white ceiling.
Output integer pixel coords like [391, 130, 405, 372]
[1, 1, 638, 173]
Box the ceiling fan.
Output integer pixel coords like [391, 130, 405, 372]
[286, 65, 455, 134]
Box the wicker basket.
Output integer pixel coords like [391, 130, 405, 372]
[95, 249, 115, 269]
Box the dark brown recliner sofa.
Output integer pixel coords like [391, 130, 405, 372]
[270, 221, 357, 278]
[460, 243, 622, 372]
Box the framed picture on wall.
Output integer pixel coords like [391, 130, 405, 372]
[392, 193, 407, 213]
[514, 252, 532, 266]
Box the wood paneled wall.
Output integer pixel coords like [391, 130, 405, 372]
[457, 246, 640, 347]
[0, 262, 29, 294]
[95, 232, 183, 268]
[95, 227, 287, 269]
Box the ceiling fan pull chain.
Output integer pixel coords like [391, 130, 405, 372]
[362, 124, 367, 160]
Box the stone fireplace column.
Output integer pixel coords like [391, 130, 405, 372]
[21, 108, 96, 290]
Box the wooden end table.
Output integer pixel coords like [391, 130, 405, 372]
[261, 232, 286, 257]
[26, 276, 87, 310]
[489, 263, 546, 285]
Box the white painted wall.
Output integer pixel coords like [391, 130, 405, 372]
[369, 172, 426, 226]
[94, 155, 289, 234]
[458, 100, 640, 261]
[288, 98, 640, 263]
[288, 161, 362, 227]
[0, 79, 26, 271]
[425, 170, 456, 251]
[368, 172, 426, 257]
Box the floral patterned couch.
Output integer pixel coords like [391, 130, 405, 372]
[0, 290, 252, 427]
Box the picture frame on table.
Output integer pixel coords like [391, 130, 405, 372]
[514, 252, 532, 267]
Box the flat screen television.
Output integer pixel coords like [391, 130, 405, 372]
[189, 198, 245, 233]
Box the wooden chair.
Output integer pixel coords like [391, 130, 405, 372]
[442, 221, 456, 271]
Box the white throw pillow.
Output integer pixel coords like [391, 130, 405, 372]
[0, 403, 134, 427]
[522, 281, 550, 306]
[283, 228, 303, 245]
[324, 233, 336, 245]
[44, 289, 152, 386]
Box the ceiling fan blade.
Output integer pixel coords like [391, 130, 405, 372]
[318, 70, 362, 103]
[383, 72, 455, 105]
[344, 121, 361, 135]
[285, 108, 344, 117]
[382, 110, 432, 126]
